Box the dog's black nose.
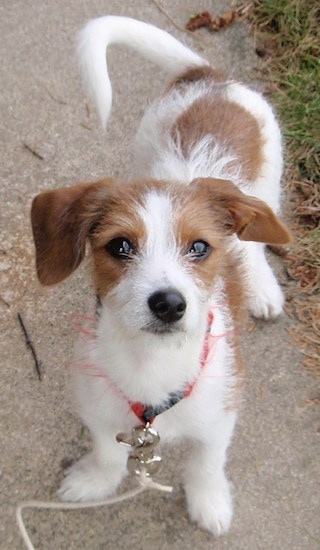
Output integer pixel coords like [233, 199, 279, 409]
[148, 289, 186, 323]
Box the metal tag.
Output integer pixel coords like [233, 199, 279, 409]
[116, 423, 162, 478]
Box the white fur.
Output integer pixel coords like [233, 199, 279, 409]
[58, 16, 287, 536]
[78, 16, 207, 128]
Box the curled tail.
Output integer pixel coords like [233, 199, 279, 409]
[78, 16, 207, 128]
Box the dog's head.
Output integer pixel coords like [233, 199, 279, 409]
[31, 177, 290, 336]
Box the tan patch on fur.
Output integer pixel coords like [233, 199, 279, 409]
[90, 199, 147, 298]
[173, 189, 226, 290]
[89, 179, 169, 297]
[169, 67, 264, 182]
[90, 183, 146, 298]
[170, 66, 227, 88]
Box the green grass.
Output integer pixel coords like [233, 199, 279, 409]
[254, 0, 320, 183]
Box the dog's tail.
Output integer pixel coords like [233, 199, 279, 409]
[78, 16, 208, 128]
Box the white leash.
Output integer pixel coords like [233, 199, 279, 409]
[16, 471, 173, 550]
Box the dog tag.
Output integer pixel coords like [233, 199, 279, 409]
[116, 424, 162, 478]
[127, 452, 162, 477]
[116, 431, 136, 447]
[132, 424, 160, 448]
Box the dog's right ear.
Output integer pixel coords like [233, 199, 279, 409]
[31, 180, 111, 285]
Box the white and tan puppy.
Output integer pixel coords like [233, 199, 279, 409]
[31, 16, 290, 536]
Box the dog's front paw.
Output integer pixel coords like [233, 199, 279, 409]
[185, 476, 233, 536]
[248, 269, 284, 319]
[58, 452, 124, 502]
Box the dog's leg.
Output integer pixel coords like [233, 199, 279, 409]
[241, 241, 285, 319]
[183, 413, 236, 536]
[58, 429, 128, 502]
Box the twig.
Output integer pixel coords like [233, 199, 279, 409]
[80, 122, 93, 130]
[23, 143, 44, 161]
[42, 83, 68, 105]
[151, 0, 205, 43]
[0, 295, 10, 308]
[17, 312, 43, 381]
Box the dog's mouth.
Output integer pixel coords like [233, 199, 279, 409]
[141, 320, 185, 336]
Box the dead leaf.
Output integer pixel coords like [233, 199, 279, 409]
[186, 11, 212, 31]
[186, 3, 254, 33]
[209, 11, 237, 32]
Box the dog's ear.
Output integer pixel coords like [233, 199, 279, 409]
[31, 180, 111, 285]
[193, 178, 291, 245]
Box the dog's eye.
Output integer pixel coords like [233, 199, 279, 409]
[188, 240, 211, 260]
[105, 237, 135, 260]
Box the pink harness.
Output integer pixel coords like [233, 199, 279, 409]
[72, 307, 229, 426]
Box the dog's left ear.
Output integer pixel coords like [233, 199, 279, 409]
[31, 180, 112, 285]
[193, 178, 291, 245]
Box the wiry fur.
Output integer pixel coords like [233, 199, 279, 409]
[31, 16, 291, 537]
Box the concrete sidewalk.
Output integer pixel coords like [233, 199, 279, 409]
[1, 1, 319, 548]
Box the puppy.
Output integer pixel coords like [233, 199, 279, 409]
[31, 17, 291, 536]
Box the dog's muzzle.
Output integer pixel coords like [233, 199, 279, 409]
[148, 289, 186, 324]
